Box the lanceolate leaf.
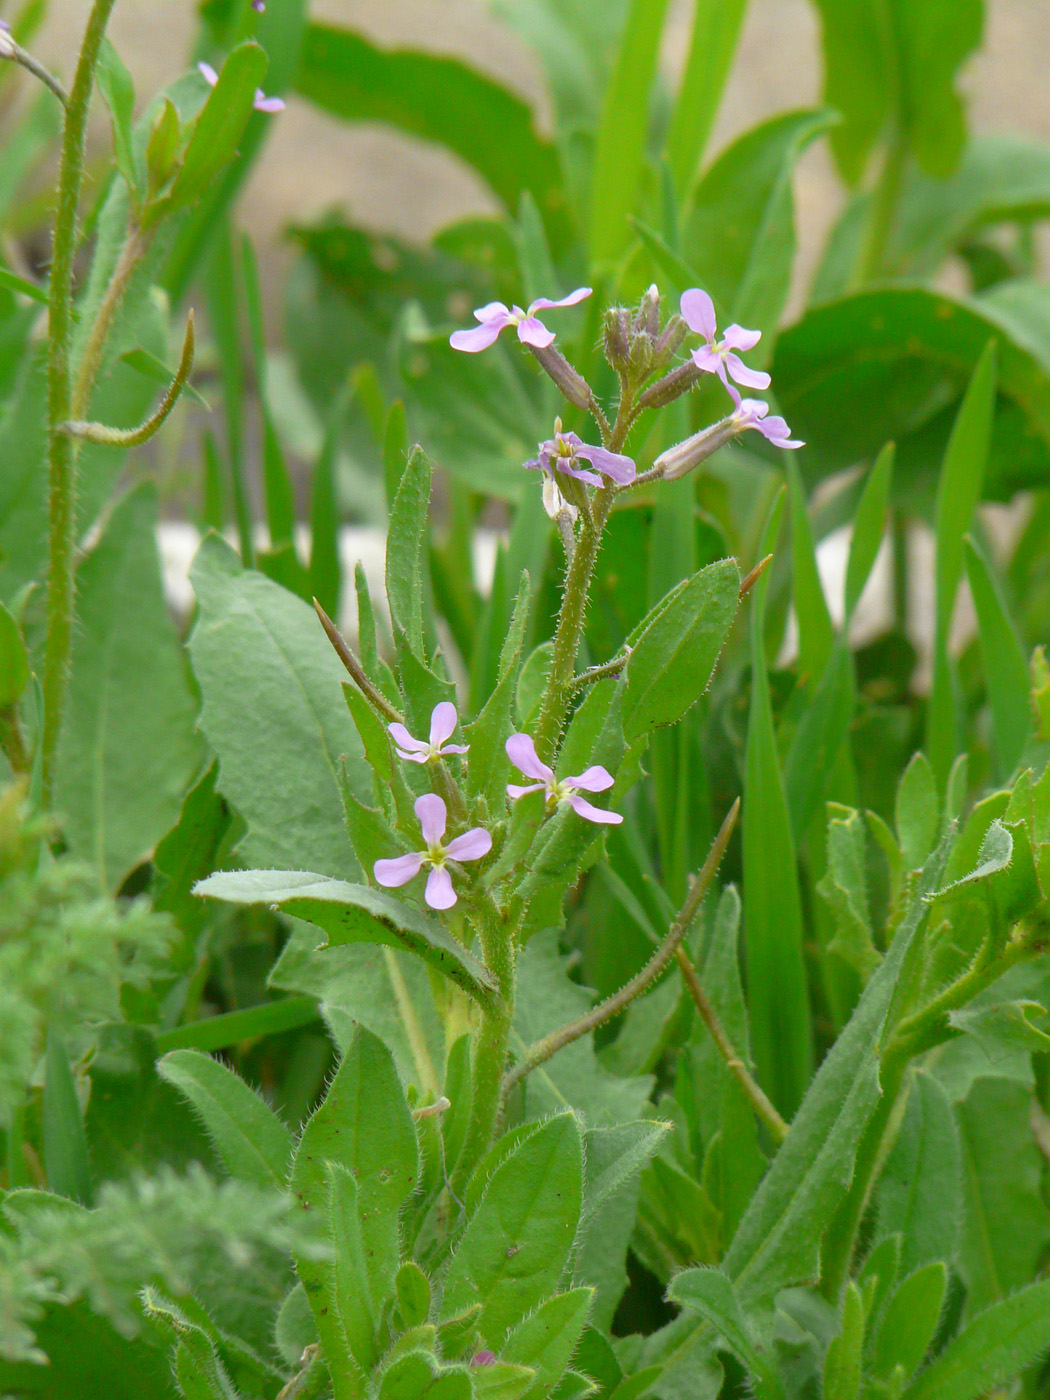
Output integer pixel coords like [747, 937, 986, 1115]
[964, 535, 1031, 777]
[194, 870, 497, 1006]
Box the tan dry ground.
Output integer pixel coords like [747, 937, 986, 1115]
[24, 0, 1050, 319]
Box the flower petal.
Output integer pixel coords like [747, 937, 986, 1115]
[198, 61, 220, 86]
[516, 316, 555, 349]
[425, 866, 457, 909]
[415, 793, 447, 846]
[757, 416, 804, 449]
[474, 301, 511, 323]
[528, 287, 592, 312]
[557, 462, 603, 487]
[439, 743, 470, 756]
[389, 722, 428, 753]
[724, 354, 771, 390]
[253, 91, 285, 113]
[721, 323, 762, 352]
[690, 344, 723, 376]
[374, 852, 425, 887]
[450, 318, 510, 353]
[565, 765, 615, 793]
[395, 748, 428, 764]
[429, 702, 459, 749]
[445, 827, 493, 862]
[507, 782, 546, 800]
[505, 733, 554, 783]
[680, 288, 717, 341]
[574, 443, 636, 485]
[565, 793, 623, 825]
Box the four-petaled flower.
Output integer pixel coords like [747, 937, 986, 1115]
[680, 288, 770, 392]
[450, 288, 591, 353]
[389, 702, 469, 765]
[374, 794, 491, 910]
[198, 60, 285, 114]
[525, 427, 636, 487]
[506, 733, 622, 825]
[727, 386, 803, 450]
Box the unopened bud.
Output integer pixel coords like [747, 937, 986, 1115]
[636, 360, 703, 411]
[654, 415, 741, 481]
[528, 343, 593, 410]
[603, 307, 632, 373]
[634, 283, 660, 337]
[653, 314, 687, 364]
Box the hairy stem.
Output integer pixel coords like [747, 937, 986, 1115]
[0, 38, 69, 106]
[71, 222, 150, 421]
[502, 799, 739, 1104]
[313, 598, 405, 725]
[41, 0, 120, 802]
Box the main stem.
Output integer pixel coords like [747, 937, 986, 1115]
[42, 0, 119, 801]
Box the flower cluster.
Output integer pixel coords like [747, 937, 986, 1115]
[372, 706, 621, 908]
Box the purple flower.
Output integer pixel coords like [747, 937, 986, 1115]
[388, 702, 469, 765]
[727, 386, 804, 450]
[198, 60, 285, 114]
[505, 734, 622, 825]
[374, 795, 491, 910]
[252, 1, 266, 10]
[525, 427, 636, 487]
[471, 1352, 498, 1368]
[680, 288, 770, 392]
[450, 288, 591, 353]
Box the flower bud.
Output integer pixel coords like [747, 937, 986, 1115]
[653, 415, 741, 481]
[634, 283, 661, 338]
[653, 314, 687, 365]
[636, 360, 704, 411]
[602, 307, 633, 374]
[528, 343, 593, 410]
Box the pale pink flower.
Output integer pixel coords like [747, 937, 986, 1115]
[450, 288, 592, 353]
[374, 795, 491, 910]
[727, 386, 804, 449]
[505, 733, 622, 825]
[388, 702, 468, 765]
[680, 288, 770, 392]
[525, 428, 636, 487]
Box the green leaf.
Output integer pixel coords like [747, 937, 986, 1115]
[743, 493, 812, 1116]
[396, 1262, 432, 1330]
[142, 1290, 238, 1400]
[955, 1077, 1050, 1317]
[188, 533, 368, 879]
[504, 1289, 593, 1400]
[387, 444, 432, 661]
[0, 262, 49, 306]
[964, 536, 1031, 777]
[816, 804, 880, 979]
[878, 1072, 961, 1277]
[194, 870, 497, 1006]
[157, 1050, 292, 1191]
[441, 1112, 584, 1348]
[515, 642, 554, 730]
[871, 1262, 947, 1381]
[895, 752, 939, 871]
[55, 485, 199, 889]
[787, 454, 834, 681]
[290, 1026, 418, 1390]
[622, 559, 738, 743]
[664, 0, 750, 195]
[683, 109, 837, 335]
[589, 0, 672, 264]
[901, 1278, 1050, 1400]
[722, 836, 953, 1305]
[668, 1269, 763, 1374]
[42, 1032, 92, 1206]
[146, 44, 269, 227]
[294, 24, 564, 234]
[844, 441, 893, 621]
[927, 341, 996, 786]
[581, 1122, 670, 1228]
[783, 641, 856, 843]
[155, 997, 320, 1055]
[822, 1281, 864, 1400]
[464, 573, 531, 808]
[0, 600, 29, 707]
[96, 39, 141, 200]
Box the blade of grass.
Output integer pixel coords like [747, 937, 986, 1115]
[964, 534, 1030, 778]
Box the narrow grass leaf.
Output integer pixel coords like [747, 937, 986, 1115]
[664, 0, 750, 195]
[964, 535, 1031, 776]
[844, 442, 893, 622]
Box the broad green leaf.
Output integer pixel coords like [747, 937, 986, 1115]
[901, 1277, 1050, 1400]
[157, 1050, 292, 1191]
[441, 1112, 584, 1348]
[147, 44, 269, 227]
[822, 1281, 864, 1400]
[773, 284, 1050, 501]
[948, 999, 1050, 1058]
[743, 492, 812, 1116]
[55, 485, 199, 889]
[195, 870, 496, 1006]
[581, 1122, 670, 1227]
[668, 1269, 762, 1374]
[589, 0, 672, 264]
[964, 536, 1031, 777]
[504, 1289, 593, 1400]
[290, 1027, 418, 1393]
[844, 441, 893, 621]
[387, 444, 431, 661]
[295, 25, 564, 235]
[96, 39, 141, 199]
[895, 752, 939, 871]
[956, 1077, 1050, 1317]
[871, 1262, 947, 1381]
[0, 600, 29, 706]
[816, 804, 879, 979]
[722, 835, 952, 1305]
[622, 558, 738, 743]
[42, 1032, 92, 1206]
[188, 533, 368, 879]
[396, 1262, 432, 1331]
[683, 109, 837, 337]
[664, 0, 750, 195]
[926, 342, 996, 786]
[877, 1073, 961, 1277]
[471, 1363, 536, 1400]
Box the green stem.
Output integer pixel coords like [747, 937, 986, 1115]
[70, 222, 150, 421]
[41, 0, 120, 803]
[857, 128, 905, 284]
